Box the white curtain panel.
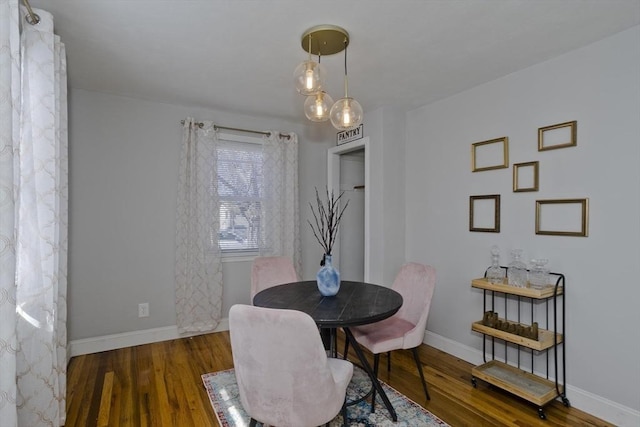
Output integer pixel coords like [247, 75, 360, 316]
[175, 119, 223, 333]
[260, 132, 301, 276]
[0, 2, 68, 426]
[0, 1, 21, 425]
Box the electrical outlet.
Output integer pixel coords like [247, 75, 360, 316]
[138, 303, 149, 318]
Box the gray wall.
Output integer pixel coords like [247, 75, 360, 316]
[68, 89, 335, 340]
[67, 89, 405, 343]
[405, 26, 640, 415]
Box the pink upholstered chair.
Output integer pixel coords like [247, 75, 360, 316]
[345, 262, 436, 407]
[250, 256, 298, 303]
[229, 304, 353, 427]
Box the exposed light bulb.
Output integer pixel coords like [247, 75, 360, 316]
[315, 97, 325, 117]
[305, 67, 314, 91]
[342, 105, 352, 126]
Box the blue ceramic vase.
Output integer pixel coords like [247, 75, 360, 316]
[316, 254, 340, 296]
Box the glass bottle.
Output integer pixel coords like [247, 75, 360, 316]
[528, 259, 550, 289]
[507, 249, 528, 287]
[486, 245, 505, 284]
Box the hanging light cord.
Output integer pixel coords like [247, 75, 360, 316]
[343, 39, 349, 98]
[21, 0, 41, 25]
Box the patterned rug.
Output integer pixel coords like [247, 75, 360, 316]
[202, 366, 449, 426]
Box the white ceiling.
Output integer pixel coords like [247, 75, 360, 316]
[29, 0, 640, 123]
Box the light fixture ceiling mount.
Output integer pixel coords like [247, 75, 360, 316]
[300, 25, 349, 56]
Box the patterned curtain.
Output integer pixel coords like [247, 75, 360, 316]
[0, 2, 68, 426]
[260, 132, 301, 276]
[175, 119, 223, 333]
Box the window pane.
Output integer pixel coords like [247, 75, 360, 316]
[218, 142, 262, 199]
[217, 141, 263, 252]
[218, 200, 261, 251]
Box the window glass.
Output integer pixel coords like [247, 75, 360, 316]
[217, 140, 263, 252]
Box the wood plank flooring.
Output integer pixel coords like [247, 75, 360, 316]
[65, 331, 612, 426]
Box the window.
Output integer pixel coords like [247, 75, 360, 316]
[216, 137, 263, 253]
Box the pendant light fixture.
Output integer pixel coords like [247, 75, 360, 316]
[329, 41, 363, 130]
[304, 90, 335, 122]
[295, 25, 363, 129]
[293, 32, 326, 96]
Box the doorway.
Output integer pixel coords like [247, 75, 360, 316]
[327, 137, 370, 282]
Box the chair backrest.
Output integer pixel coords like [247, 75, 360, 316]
[229, 304, 344, 426]
[392, 262, 436, 349]
[250, 256, 298, 302]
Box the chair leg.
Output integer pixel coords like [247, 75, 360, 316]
[249, 418, 258, 427]
[411, 347, 430, 401]
[371, 353, 380, 413]
[341, 400, 348, 427]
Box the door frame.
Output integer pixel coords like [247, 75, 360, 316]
[327, 137, 370, 282]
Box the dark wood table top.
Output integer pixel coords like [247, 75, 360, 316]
[252, 280, 403, 328]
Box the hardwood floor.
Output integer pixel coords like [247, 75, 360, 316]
[66, 331, 611, 426]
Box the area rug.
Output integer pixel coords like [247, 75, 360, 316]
[202, 366, 449, 426]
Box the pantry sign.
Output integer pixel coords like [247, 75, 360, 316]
[336, 124, 363, 145]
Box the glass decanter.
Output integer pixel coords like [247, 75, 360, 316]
[528, 259, 550, 289]
[486, 245, 505, 284]
[507, 249, 528, 287]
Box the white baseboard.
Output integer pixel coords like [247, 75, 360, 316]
[424, 330, 640, 427]
[424, 330, 485, 366]
[68, 319, 229, 358]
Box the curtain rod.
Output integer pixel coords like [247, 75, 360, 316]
[21, 0, 41, 25]
[179, 120, 290, 140]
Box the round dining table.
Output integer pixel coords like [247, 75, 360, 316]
[253, 280, 403, 421]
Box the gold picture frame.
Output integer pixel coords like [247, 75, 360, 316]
[535, 198, 589, 237]
[538, 120, 577, 151]
[469, 194, 501, 233]
[471, 137, 509, 172]
[513, 161, 539, 192]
